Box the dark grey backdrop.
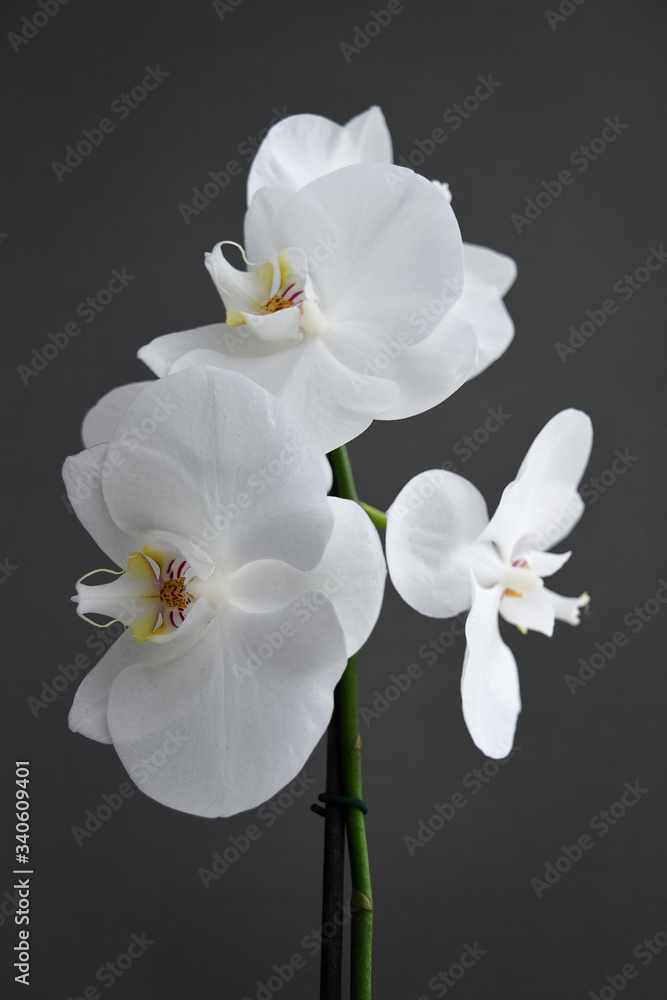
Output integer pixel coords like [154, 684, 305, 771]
[2, 1, 666, 997]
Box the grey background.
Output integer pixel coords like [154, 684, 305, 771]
[2, 0, 666, 997]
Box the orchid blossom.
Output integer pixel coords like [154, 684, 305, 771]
[386, 409, 593, 758]
[138, 161, 472, 455]
[246, 105, 517, 382]
[64, 368, 386, 816]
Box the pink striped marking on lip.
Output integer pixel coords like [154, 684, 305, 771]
[170, 611, 177, 628]
[177, 561, 186, 577]
[283, 283, 295, 297]
[167, 559, 174, 577]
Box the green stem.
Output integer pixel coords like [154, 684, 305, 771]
[327, 447, 373, 1000]
[339, 655, 373, 1000]
[358, 503, 386, 532]
[327, 448, 386, 533]
[328, 446, 360, 502]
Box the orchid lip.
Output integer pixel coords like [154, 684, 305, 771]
[74, 545, 207, 643]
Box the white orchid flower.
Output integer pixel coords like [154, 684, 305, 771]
[386, 410, 593, 758]
[246, 105, 517, 382]
[63, 368, 386, 817]
[138, 161, 471, 455]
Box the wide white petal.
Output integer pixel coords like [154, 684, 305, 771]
[269, 163, 463, 344]
[452, 244, 517, 377]
[82, 382, 155, 448]
[106, 599, 348, 817]
[139, 324, 246, 377]
[370, 314, 479, 421]
[386, 470, 490, 618]
[461, 579, 521, 759]
[63, 444, 136, 566]
[227, 560, 311, 613]
[480, 409, 593, 559]
[100, 368, 333, 572]
[225, 498, 385, 655]
[166, 338, 398, 456]
[308, 497, 386, 655]
[68, 601, 215, 743]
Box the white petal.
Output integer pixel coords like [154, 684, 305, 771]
[480, 409, 593, 558]
[100, 368, 333, 572]
[82, 382, 155, 447]
[139, 324, 241, 377]
[499, 587, 555, 637]
[247, 109, 389, 206]
[225, 498, 385, 655]
[245, 188, 293, 261]
[308, 497, 386, 656]
[166, 338, 398, 456]
[227, 560, 311, 613]
[523, 549, 571, 577]
[69, 632, 139, 743]
[461, 579, 521, 759]
[546, 588, 590, 625]
[386, 470, 491, 618]
[204, 242, 274, 319]
[452, 245, 517, 377]
[371, 313, 479, 421]
[106, 600, 348, 816]
[321, 455, 333, 492]
[68, 600, 214, 743]
[343, 106, 392, 163]
[242, 308, 302, 342]
[268, 164, 463, 345]
[463, 243, 517, 297]
[63, 445, 136, 566]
